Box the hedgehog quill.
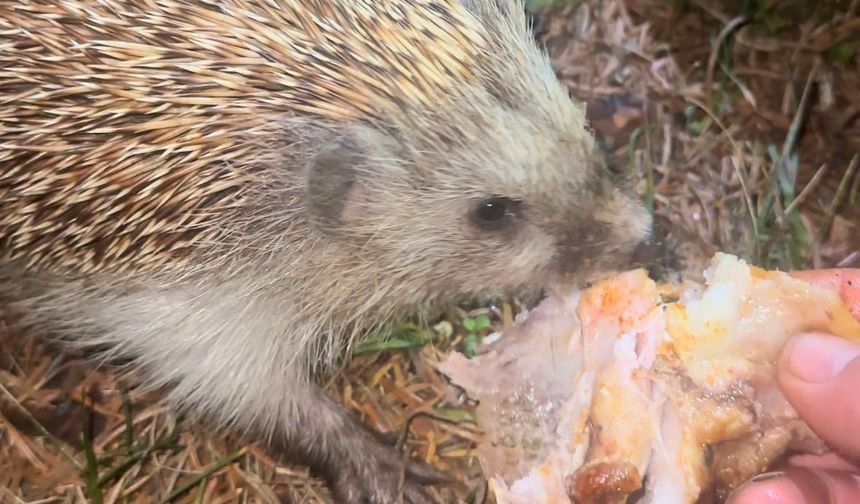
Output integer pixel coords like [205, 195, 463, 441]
[0, 1, 651, 502]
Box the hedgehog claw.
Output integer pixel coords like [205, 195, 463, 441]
[325, 428, 450, 504]
[330, 446, 452, 504]
[405, 458, 455, 486]
[374, 430, 454, 485]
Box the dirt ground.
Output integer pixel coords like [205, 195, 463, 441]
[2, 1, 858, 503]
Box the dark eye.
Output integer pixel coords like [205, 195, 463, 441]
[471, 196, 521, 230]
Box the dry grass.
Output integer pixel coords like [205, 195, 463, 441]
[536, 0, 859, 274]
[2, 0, 859, 503]
[0, 322, 489, 504]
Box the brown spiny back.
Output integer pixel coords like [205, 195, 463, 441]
[0, 0, 489, 274]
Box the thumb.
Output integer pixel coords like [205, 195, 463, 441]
[777, 333, 860, 460]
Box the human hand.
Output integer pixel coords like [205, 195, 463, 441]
[728, 332, 860, 503]
[730, 268, 860, 503]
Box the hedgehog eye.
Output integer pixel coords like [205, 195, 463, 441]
[471, 196, 521, 230]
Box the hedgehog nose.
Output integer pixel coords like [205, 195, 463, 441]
[630, 234, 656, 269]
[630, 214, 680, 281]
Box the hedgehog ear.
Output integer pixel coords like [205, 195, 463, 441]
[305, 136, 363, 233]
[306, 127, 401, 233]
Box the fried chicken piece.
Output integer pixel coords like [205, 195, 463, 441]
[440, 254, 860, 504]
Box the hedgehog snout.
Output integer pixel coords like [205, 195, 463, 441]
[551, 195, 653, 280]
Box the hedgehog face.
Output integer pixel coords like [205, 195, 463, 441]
[304, 111, 651, 305]
[460, 178, 653, 290]
[299, 0, 651, 303]
[434, 116, 653, 294]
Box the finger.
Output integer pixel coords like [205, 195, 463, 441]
[777, 333, 860, 459]
[728, 467, 860, 504]
[787, 452, 860, 473]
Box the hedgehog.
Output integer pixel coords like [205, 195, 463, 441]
[0, 1, 652, 502]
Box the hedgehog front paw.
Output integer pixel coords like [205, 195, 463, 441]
[325, 431, 452, 504]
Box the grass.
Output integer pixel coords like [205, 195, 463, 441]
[155, 448, 247, 504]
[750, 65, 819, 269]
[81, 392, 103, 504]
[459, 314, 492, 359]
[353, 322, 438, 355]
[2, 0, 859, 502]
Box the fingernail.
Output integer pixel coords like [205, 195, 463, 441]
[751, 471, 784, 482]
[724, 471, 785, 503]
[784, 333, 860, 383]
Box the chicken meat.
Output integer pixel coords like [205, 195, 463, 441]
[439, 253, 860, 503]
